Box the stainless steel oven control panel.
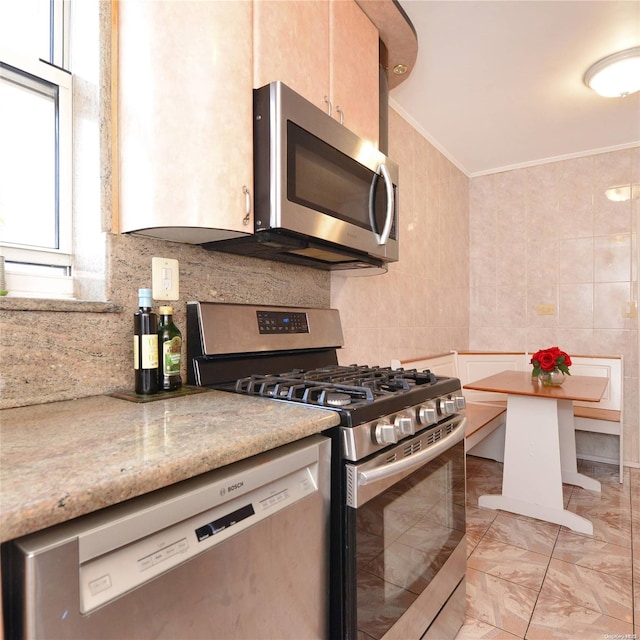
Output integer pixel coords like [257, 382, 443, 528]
[341, 394, 466, 461]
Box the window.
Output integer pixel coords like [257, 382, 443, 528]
[0, 0, 73, 298]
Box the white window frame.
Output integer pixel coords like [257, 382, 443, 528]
[0, 0, 73, 299]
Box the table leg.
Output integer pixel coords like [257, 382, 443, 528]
[557, 398, 601, 492]
[478, 394, 595, 535]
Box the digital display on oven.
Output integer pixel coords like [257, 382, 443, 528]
[257, 311, 309, 334]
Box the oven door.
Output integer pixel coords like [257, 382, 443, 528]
[342, 416, 466, 640]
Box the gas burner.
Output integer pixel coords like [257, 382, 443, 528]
[326, 393, 352, 407]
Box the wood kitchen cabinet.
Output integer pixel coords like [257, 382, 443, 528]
[117, 0, 254, 242]
[253, 0, 379, 145]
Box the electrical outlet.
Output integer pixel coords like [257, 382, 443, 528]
[537, 304, 555, 316]
[622, 301, 637, 318]
[152, 257, 179, 301]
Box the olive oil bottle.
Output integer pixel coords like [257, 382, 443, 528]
[134, 288, 159, 394]
[158, 305, 182, 390]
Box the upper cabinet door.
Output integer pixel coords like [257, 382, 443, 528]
[253, 0, 330, 113]
[117, 1, 254, 242]
[329, 0, 379, 145]
[254, 0, 379, 143]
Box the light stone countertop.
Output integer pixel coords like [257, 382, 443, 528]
[0, 391, 341, 543]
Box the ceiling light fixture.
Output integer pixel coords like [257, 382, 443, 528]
[584, 46, 640, 97]
[393, 64, 408, 76]
[605, 183, 640, 202]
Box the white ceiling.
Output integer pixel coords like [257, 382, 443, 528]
[389, 0, 640, 177]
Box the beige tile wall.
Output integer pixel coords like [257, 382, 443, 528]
[331, 107, 471, 366]
[469, 148, 639, 465]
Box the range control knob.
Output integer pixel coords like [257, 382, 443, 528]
[374, 420, 398, 445]
[394, 413, 415, 437]
[454, 395, 466, 410]
[439, 397, 456, 415]
[418, 401, 438, 425]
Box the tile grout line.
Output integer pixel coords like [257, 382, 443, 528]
[521, 487, 568, 639]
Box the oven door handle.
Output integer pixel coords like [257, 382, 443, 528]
[357, 418, 466, 488]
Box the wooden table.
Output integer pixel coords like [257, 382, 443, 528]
[464, 370, 608, 535]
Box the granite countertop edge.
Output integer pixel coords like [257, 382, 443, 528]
[0, 391, 341, 543]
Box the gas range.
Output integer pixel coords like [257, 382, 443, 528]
[187, 302, 465, 460]
[187, 302, 467, 639]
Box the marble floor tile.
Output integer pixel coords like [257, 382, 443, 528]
[551, 529, 632, 581]
[526, 592, 634, 639]
[483, 513, 559, 556]
[540, 558, 632, 623]
[454, 457, 638, 640]
[467, 538, 549, 591]
[577, 460, 629, 489]
[465, 568, 538, 638]
[466, 478, 504, 508]
[466, 504, 499, 553]
[570, 484, 631, 511]
[564, 500, 632, 548]
[455, 616, 521, 639]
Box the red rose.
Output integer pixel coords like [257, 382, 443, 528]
[538, 351, 557, 371]
[531, 346, 572, 377]
[530, 349, 545, 364]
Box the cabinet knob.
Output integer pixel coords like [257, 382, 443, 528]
[335, 106, 344, 126]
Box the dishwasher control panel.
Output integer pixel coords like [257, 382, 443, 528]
[78, 450, 321, 613]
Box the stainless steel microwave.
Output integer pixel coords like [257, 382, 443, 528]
[205, 81, 399, 272]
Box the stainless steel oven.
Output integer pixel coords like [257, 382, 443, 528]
[187, 302, 467, 640]
[342, 417, 466, 639]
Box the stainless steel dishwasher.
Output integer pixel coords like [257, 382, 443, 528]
[2, 435, 331, 639]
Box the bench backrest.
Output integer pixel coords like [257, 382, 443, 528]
[391, 352, 458, 378]
[569, 355, 623, 413]
[391, 352, 622, 414]
[455, 352, 528, 403]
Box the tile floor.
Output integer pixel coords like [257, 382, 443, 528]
[455, 455, 638, 639]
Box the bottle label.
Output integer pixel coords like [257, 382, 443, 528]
[136, 334, 159, 369]
[162, 336, 182, 376]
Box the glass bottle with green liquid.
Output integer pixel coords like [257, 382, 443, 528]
[158, 306, 182, 390]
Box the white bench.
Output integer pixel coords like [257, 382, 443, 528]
[391, 353, 508, 462]
[392, 351, 624, 483]
[569, 355, 623, 483]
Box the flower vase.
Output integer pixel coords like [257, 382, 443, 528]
[538, 369, 566, 386]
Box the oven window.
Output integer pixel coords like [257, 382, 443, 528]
[352, 441, 465, 639]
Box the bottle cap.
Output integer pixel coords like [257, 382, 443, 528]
[159, 306, 173, 315]
[138, 288, 152, 308]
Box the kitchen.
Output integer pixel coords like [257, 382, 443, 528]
[1, 0, 639, 638]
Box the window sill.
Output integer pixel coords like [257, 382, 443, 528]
[0, 297, 123, 313]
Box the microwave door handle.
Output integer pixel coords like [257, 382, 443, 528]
[356, 418, 466, 487]
[368, 163, 394, 246]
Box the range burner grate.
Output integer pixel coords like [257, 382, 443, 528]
[234, 365, 438, 409]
